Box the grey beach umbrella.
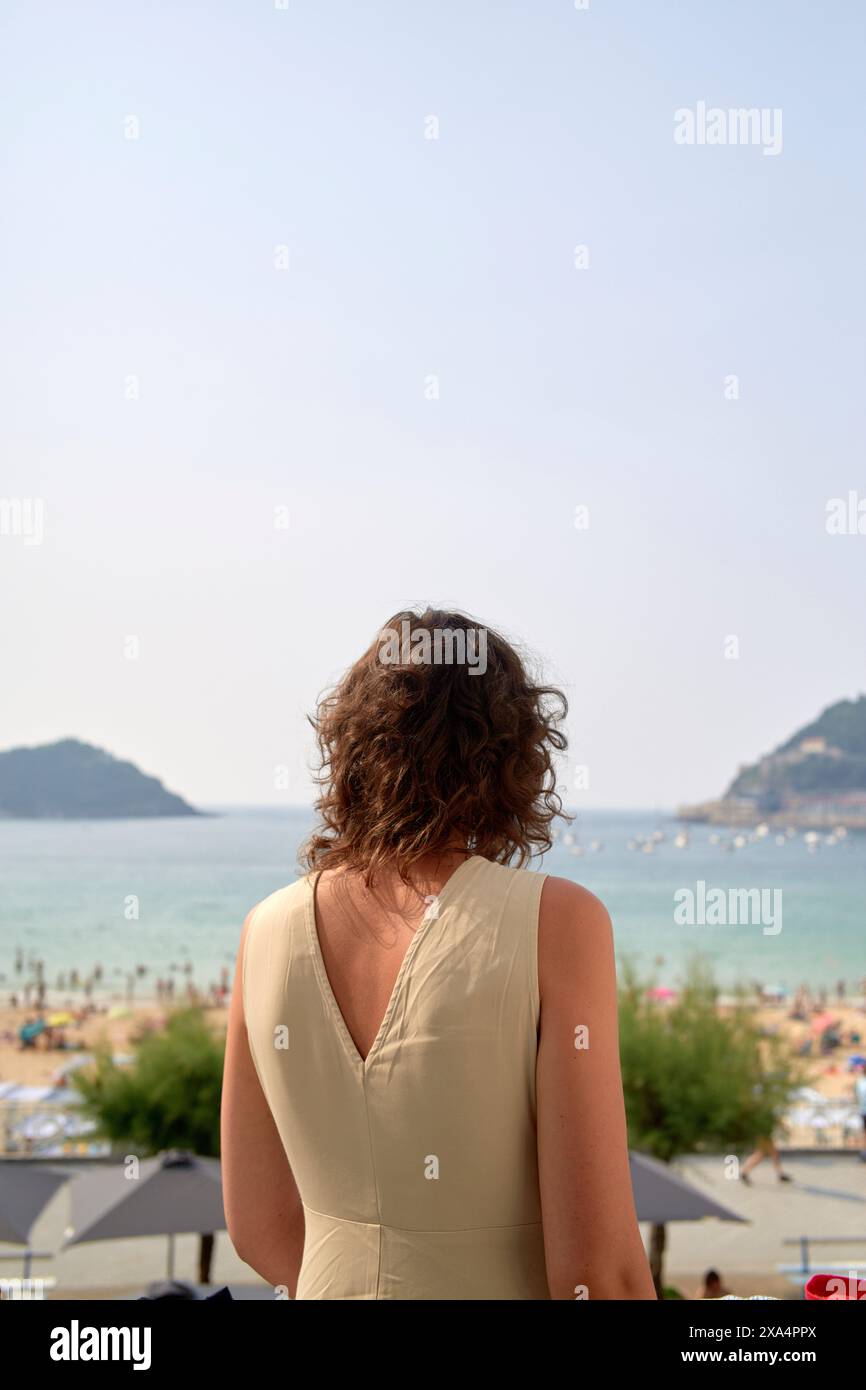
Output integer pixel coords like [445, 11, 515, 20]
[630, 1151, 747, 1223]
[64, 1151, 225, 1277]
[0, 1160, 71, 1244]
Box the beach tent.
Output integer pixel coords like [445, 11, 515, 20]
[811, 1013, 838, 1035]
[793, 1086, 826, 1106]
[0, 1084, 68, 1104]
[17, 1020, 45, 1045]
[630, 1152, 747, 1224]
[13, 1111, 94, 1145]
[64, 1150, 225, 1277]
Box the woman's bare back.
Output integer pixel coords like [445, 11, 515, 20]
[311, 850, 472, 1063]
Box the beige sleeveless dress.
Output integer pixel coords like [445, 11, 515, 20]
[242, 855, 550, 1300]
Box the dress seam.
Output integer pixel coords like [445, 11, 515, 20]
[360, 1070, 384, 1295]
[498, 865, 542, 1030]
[301, 1203, 543, 1234]
[529, 871, 545, 1030]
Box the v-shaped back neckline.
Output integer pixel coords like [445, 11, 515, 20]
[304, 854, 483, 1073]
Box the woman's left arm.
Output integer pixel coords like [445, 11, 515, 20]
[220, 913, 305, 1294]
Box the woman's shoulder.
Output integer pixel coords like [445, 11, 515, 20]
[471, 860, 610, 920]
[538, 877, 613, 982]
[244, 874, 311, 935]
[540, 875, 611, 922]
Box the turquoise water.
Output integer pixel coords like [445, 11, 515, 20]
[0, 809, 864, 998]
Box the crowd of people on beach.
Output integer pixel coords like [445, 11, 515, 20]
[3, 951, 865, 1146]
[3, 948, 231, 1006]
[753, 980, 866, 1063]
[1, 948, 232, 1055]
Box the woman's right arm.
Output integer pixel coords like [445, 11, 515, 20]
[537, 876, 656, 1300]
[221, 913, 306, 1294]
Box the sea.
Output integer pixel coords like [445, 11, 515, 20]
[0, 809, 864, 1002]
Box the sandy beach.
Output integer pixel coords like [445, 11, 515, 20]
[0, 998, 228, 1091]
[751, 998, 866, 1104]
[1, 992, 864, 1130]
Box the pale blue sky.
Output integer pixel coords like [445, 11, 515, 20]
[2, 1, 864, 807]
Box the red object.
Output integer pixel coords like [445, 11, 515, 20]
[805, 1273, 866, 1300]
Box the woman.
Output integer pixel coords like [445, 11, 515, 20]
[221, 608, 655, 1300]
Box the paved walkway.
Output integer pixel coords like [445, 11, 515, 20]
[660, 1152, 866, 1297]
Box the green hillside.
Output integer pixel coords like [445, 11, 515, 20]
[776, 695, 866, 759]
[727, 697, 866, 801]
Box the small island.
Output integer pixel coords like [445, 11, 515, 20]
[678, 695, 866, 830]
[0, 739, 202, 819]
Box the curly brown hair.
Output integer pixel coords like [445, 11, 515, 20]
[300, 608, 569, 883]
